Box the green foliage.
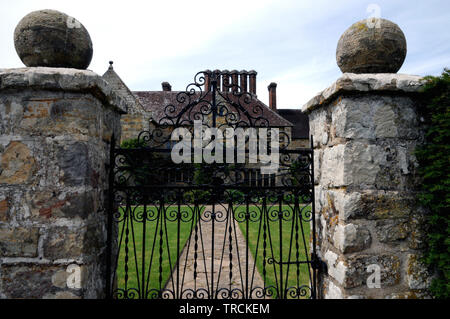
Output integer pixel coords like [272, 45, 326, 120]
[416, 68, 450, 299]
[120, 137, 148, 149]
[182, 163, 213, 203]
[118, 138, 168, 204]
[119, 138, 152, 186]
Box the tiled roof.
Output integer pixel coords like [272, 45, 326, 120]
[133, 91, 293, 127]
[277, 109, 309, 139]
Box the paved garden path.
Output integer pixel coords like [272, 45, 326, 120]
[165, 204, 267, 299]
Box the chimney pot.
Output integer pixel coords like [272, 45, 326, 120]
[162, 82, 172, 91]
[222, 70, 230, 92]
[204, 70, 211, 91]
[248, 70, 257, 95]
[213, 69, 221, 90]
[230, 70, 239, 92]
[239, 70, 248, 93]
[268, 82, 277, 111]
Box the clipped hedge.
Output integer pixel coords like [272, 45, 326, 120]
[416, 69, 450, 299]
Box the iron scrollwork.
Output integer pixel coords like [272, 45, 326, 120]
[107, 70, 317, 299]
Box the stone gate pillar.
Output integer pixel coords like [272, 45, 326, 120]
[303, 73, 433, 298]
[0, 67, 125, 298]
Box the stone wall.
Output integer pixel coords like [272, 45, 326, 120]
[303, 73, 433, 299]
[0, 67, 124, 298]
[120, 112, 151, 143]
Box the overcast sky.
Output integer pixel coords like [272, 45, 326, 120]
[1, 0, 449, 108]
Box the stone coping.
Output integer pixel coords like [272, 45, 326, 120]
[302, 73, 426, 113]
[0, 67, 127, 114]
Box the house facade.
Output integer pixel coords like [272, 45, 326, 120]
[102, 64, 309, 149]
[102, 65, 310, 187]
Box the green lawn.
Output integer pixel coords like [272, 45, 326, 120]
[115, 203, 312, 299]
[236, 204, 313, 299]
[115, 205, 196, 299]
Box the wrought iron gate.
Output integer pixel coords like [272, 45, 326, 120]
[106, 71, 318, 299]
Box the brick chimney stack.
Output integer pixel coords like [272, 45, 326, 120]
[162, 82, 172, 91]
[204, 70, 255, 93]
[239, 70, 248, 93]
[248, 70, 257, 95]
[268, 82, 277, 111]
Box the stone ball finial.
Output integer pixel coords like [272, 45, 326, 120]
[336, 18, 407, 74]
[14, 9, 93, 69]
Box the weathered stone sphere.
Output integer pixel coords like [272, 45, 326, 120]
[336, 18, 407, 73]
[14, 9, 93, 69]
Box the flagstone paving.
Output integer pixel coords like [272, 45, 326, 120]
[164, 204, 267, 299]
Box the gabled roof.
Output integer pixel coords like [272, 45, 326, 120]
[277, 109, 309, 139]
[102, 62, 146, 115]
[133, 90, 293, 127]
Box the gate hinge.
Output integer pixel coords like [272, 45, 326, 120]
[311, 253, 327, 273]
